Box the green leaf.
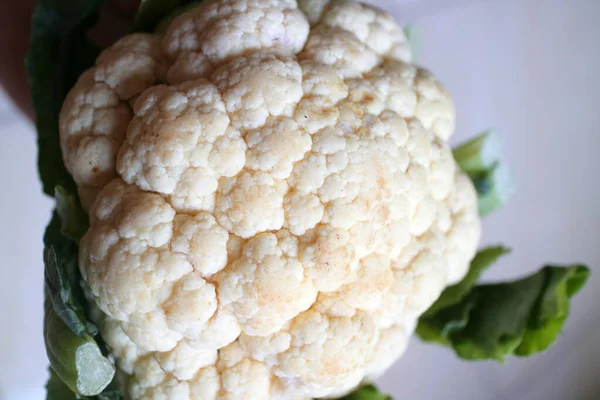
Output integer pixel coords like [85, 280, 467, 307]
[43, 211, 114, 396]
[46, 368, 77, 400]
[423, 246, 510, 316]
[26, 0, 106, 196]
[514, 265, 590, 356]
[453, 130, 502, 177]
[416, 246, 509, 346]
[132, 0, 198, 33]
[417, 265, 590, 361]
[44, 246, 88, 337]
[416, 298, 475, 346]
[44, 212, 97, 337]
[55, 186, 89, 244]
[338, 384, 393, 400]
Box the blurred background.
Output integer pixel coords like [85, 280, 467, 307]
[0, 0, 598, 399]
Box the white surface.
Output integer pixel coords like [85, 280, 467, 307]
[0, 0, 598, 399]
[0, 90, 52, 400]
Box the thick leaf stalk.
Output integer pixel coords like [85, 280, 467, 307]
[44, 296, 115, 396]
[453, 131, 515, 216]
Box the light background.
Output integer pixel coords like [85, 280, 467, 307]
[0, 0, 598, 399]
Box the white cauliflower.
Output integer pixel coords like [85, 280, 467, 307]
[60, 0, 480, 398]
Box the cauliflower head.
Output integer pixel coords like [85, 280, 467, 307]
[60, 0, 481, 398]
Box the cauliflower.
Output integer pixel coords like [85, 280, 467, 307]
[59, 0, 481, 398]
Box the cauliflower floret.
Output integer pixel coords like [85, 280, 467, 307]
[215, 170, 289, 238]
[245, 117, 312, 179]
[283, 191, 325, 236]
[364, 324, 410, 379]
[216, 342, 272, 400]
[299, 226, 355, 292]
[366, 60, 456, 140]
[321, 0, 412, 62]
[60, 34, 166, 209]
[213, 52, 304, 130]
[300, 25, 379, 78]
[116, 79, 247, 213]
[163, 0, 309, 66]
[80, 179, 241, 354]
[298, 0, 412, 63]
[216, 231, 317, 336]
[62, 0, 481, 398]
[241, 309, 379, 398]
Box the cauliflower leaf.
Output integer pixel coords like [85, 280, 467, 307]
[46, 368, 77, 400]
[453, 131, 515, 216]
[473, 163, 516, 216]
[44, 211, 116, 396]
[423, 246, 510, 316]
[44, 212, 95, 337]
[27, 1, 118, 393]
[403, 24, 420, 63]
[54, 186, 89, 245]
[339, 385, 392, 400]
[417, 262, 590, 361]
